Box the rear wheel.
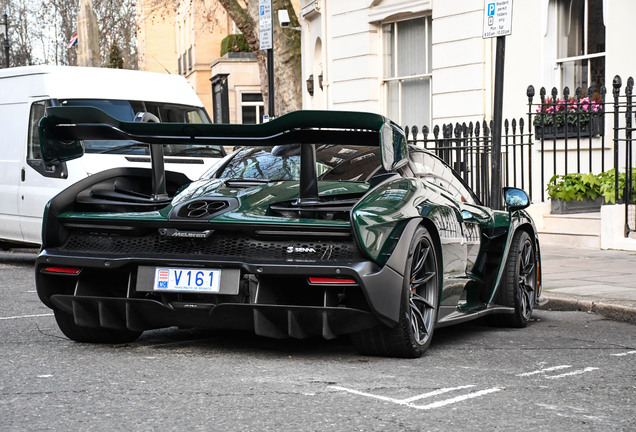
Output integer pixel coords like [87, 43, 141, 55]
[491, 230, 537, 327]
[54, 309, 142, 344]
[352, 226, 439, 358]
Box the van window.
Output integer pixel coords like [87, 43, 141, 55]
[60, 99, 210, 124]
[60, 99, 135, 121]
[27, 100, 48, 160]
[53, 99, 223, 158]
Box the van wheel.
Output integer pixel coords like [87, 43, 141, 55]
[54, 310, 142, 344]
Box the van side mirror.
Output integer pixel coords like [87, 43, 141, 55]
[503, 187, 530, 211]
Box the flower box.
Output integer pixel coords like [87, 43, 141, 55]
[550, 196, 605, 214]
[535, 116, 601, 140]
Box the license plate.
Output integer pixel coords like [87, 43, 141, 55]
[153, 267, 221, 293]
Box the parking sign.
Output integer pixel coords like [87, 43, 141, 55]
[259, 0, 273, 50]
[483, 0, 513, 38]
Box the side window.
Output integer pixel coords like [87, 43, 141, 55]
[27, 101, 48, 160]
[414, 150, 478, 205]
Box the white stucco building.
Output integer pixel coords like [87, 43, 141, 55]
[300, 0, 636, 129]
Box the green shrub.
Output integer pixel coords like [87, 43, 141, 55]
[220, 34, 250, 57]
[547, 169, 636, 203]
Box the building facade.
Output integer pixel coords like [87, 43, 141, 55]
[300, 0, 636, 130]
[136, 0, 264, 123]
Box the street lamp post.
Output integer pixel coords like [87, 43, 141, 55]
[1, 13, 8, 68]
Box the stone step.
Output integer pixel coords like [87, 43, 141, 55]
[541, 212, 601, 235]
[538, 231, 601, 248]
[538, 211, 601, 249]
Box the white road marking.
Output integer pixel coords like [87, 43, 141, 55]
[610, 350, 636, 357]
[328, 385, 502, 411]
[329, 385, 405, 404]
[400, 385, 476, 403]
[517, 365, 572, 376]
[0, 313, 54, 320]
[545, 367, 599, 379]
[410, 387, 503, 410]
[328, 385, 474, 406]
[536, 403, 605, 421]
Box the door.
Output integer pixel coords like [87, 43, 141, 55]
[17, 100, 73, 244]
[0, 102, 26, 244]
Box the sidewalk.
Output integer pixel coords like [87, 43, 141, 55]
[539, 245, 636, 324]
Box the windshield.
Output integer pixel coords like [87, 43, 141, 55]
[213, 145, 384, 182]
[56, 99, 224, 158]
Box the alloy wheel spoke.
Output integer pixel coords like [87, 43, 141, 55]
[520, 293, 528, 317]
[410, 309, 422, 340]
[409, 301, 428, 342]
[522, 260, 535, 277]
[524, 287, 534, 307]
[411, 244, 430, 276]
[411, 291, 435, 310]
[522, 243, 532, 265]
[413, 270, 435, 285]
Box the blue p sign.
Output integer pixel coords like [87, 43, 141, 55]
[487, 3, 495, 16]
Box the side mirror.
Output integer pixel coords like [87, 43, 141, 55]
[503, 187, 530, 211]
[503, 188, 530, 211]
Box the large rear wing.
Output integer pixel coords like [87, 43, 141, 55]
[39, 107, 408, 203]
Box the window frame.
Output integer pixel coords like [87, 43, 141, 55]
[239, 91, 265, 124]
[380, 14, 433, 129]
[554, 0, 605, 91]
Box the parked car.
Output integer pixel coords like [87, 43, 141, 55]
[34, 108, 542, 358]
[0, 65, 225, 247]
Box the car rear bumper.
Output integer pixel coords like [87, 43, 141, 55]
[48, 294, 381, 339]
[36, 219, 421, 338]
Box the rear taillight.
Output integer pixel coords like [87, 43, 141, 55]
[42, 267, 81, 275]
[308, 277, 357, 285]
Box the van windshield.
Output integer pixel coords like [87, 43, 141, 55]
[54, 99, 223, 158]
[58, 99, 210, 124]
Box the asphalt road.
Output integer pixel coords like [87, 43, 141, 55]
[1, 249, 635, 431]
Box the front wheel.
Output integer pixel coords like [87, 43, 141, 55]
[492, 230, 537, 328]
[351, 226, 440, 358]
[54, 309, 142, 344]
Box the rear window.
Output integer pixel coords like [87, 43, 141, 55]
[214, 145, 383, 182]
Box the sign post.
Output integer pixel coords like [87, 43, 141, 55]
[259, 0, 275, 118]
[483, 0, 513, 210]
[1, 14, 8, 68]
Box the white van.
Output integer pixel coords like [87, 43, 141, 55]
[0, 65, 225, 247]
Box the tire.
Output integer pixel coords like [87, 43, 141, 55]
[352, 226, 440, 358]
[491, 230, 537, 328]
[54, 309, 142, 344]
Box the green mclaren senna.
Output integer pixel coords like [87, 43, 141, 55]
[35, 107, 543, 358]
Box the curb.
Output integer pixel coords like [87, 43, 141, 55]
[539, 295, 636, 325]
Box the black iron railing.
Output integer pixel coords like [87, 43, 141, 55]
[404, 119, 532, 207]
[526, 76, 634, 236]
[404, 74, 635, 237]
